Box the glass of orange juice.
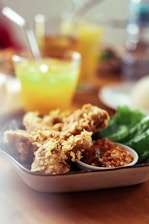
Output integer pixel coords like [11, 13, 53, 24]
[61, 17, 104, 90]
[12, 51, 81, 115]
[34, 14, 103, 91]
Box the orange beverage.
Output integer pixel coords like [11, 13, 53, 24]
[34, 15, 77, 58]
[40, 34, 78, 59]
[61, 20, 104, 90]
[34, 15, 103, 90]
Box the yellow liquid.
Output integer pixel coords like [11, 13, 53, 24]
[15, 59, 80, 114]
[61, 21, 103, 87]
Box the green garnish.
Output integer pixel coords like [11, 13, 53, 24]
[95, 106, 149, 162]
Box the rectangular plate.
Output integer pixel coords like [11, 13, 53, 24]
[15, 163, 149, 193]
[1, 110, 149, 193]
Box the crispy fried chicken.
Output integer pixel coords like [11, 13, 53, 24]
[3, 104, 109, 175]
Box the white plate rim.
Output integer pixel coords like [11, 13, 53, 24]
[98, 82, 133, 110]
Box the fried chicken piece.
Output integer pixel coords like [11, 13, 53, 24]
[31, 130, 92, 174]
[29, 129, 61, 149]
[31, 152, 70, 175]
[61, 104, 110, 135]
[22, 111, 50, 133]
[23, 104, 109, 136]
[3, 104, 110, 175]
[61, 130, 93, 161]
[31, 138, 70, 175]
[3, 128, 62, 165]
[3, 129, 35, 163]
[23, 109, 71, 133]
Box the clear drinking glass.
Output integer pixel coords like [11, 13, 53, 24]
[34, 14, 104, 91]
[12, 51, 81, 115]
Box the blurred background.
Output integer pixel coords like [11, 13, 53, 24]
[1, 0, 129, 48]
[0, 0, 149, 123]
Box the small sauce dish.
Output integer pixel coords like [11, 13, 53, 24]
[76, 143, 139, 171]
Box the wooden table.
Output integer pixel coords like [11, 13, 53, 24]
[0, 82, 149, 224]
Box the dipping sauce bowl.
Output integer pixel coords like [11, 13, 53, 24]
[76, 142, 138, 171]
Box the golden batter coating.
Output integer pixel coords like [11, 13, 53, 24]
[3, 104, 110, 175]
[31, 130, 92, 174]
[23, 104, 109, 134]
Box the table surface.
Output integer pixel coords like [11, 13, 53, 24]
[0, 78, 149, 224]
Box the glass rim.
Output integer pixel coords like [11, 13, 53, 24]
[12, 50, 81, 64]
